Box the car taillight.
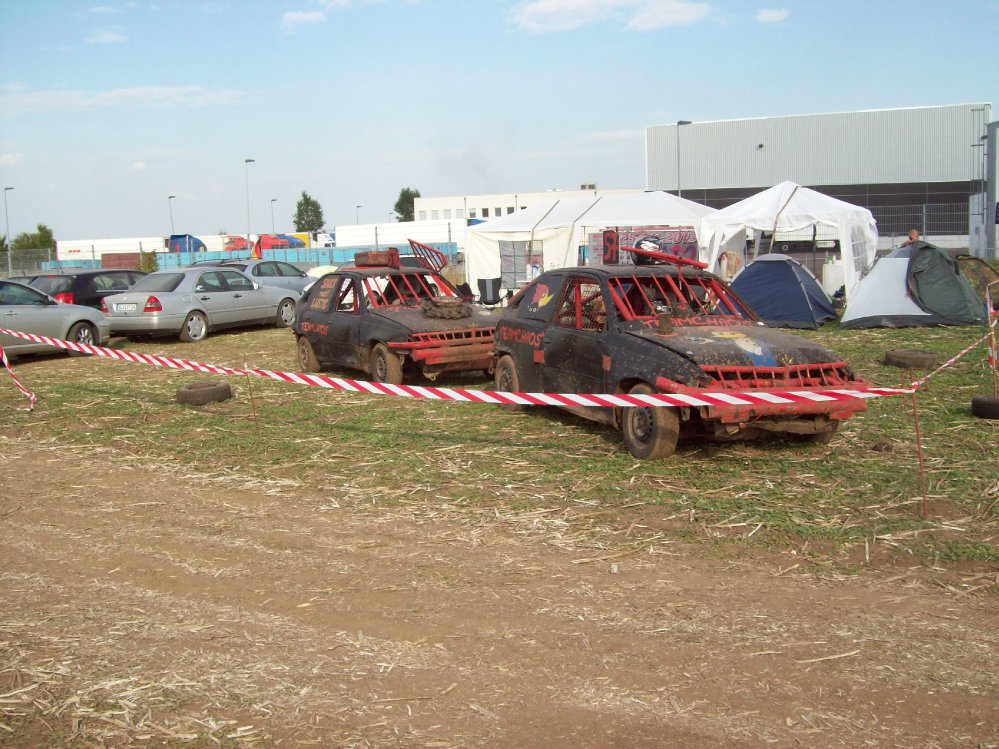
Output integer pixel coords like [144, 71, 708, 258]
[54, 292, 74, 304]
[143, 296, 163, 312]
[100, 298, 108, 313]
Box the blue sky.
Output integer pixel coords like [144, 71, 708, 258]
[1, 0, 997, 241]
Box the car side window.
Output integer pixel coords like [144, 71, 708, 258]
[334, 279, 359, 313]
[554, 277, 605, 332]
[0, 282, 47, 306]
[255, 262, 278, 278]
[194, 272, 225, 292]
[514, 275, 563, 322]
[277, 262, 304, 278]
[95, 273, 130, 292]
[221, 270, 254, 291]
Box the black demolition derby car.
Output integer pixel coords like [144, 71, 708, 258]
[293, 248, 495, 384]
[493, 250, 870, 460]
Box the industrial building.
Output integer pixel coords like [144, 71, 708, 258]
[415, 103, 996, 259]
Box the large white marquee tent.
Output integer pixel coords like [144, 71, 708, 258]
[465, 191, 715, 293]
[697, 181, 879, 298]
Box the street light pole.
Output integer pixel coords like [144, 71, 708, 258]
[676, 120, 692, 198]
[168, 195, 176, 235]
[355, 205, 362, 224]
[244, 159, 255, 245]
[270, 198, 277, 234]
[3, 187, 13, 277]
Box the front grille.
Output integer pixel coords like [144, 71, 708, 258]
[700, 361, 856, 389]
[409, 328, 494, 344]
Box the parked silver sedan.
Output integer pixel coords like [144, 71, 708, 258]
[102, 268, 299, 342]
[191, 259, 312, 294]
[0, 279, 110, 358]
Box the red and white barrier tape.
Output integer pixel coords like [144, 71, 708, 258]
[0, 327, 911, 410]
[0, 345, 38, 411]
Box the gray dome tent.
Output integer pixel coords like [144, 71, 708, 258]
[729, 254, 836, 329]
[841, 242, 984, 328]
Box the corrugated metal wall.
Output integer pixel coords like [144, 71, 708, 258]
[646, 104, 991, 191]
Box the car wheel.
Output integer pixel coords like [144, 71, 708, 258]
[620, 383, 680, 460]
[971, 395, 999, 420]
[179, 311, 208, 343]
[298, 335, 322, 373]
[371, 343, 403, 385]
[275, 298, 297, 328]
[794, 421, 839, 444]
[66, 321, 97, 356]
[495, 355, 527, 412]
[176, 380, 233, 406]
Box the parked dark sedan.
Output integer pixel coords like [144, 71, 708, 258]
[493, 260, 869, 459]
[293, 250, 495, 384]
[29, 269, 146, 309]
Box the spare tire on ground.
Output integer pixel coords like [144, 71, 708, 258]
[421, 296, 471, 319]
[176, 380, 233, 406]
[883, 349, 936, 369]
[970, 395, 999, 420]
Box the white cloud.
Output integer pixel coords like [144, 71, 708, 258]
[756, 8, 789, 24]
[88, 5, 115, 13]
[514, 0, 711, 33]
[0, 85, 247, 116]
[315, 0, 350, 7]
[1, 152, 26, 167]
[86, 29, 128, 43]
[132, 160, 146, 170]
[282, 10, 327, 31]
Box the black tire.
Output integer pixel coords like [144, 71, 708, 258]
[883, 349, 936, 369]
[275, 298, 297, 328]
[297, 335, 322, 373]
[494, 355, 526, 412]
[176, 380, 233, 406]
[421, 297, 471, 319]
[179, 311, 208, 343]
[620, 383, 680, 460]
[370, 343, 403, 385]
[66, 321, 97, 356]
[794, 421, 840, 444]
[971, 395, 999, 420]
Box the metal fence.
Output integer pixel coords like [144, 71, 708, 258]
[869, 203, 969, 239]
[1, 247, 57, 277]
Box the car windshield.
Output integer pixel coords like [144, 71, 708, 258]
[361, 272, 452, 309]
[608, 271, 754, 323]
[129, 273, 185, 293]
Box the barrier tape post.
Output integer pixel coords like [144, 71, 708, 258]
[987, 281, 998, 398]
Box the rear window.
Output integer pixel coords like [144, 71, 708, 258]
[129, 273, 185, 293]
[30, 276, 72, 295]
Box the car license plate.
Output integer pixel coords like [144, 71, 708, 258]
[115, 303, 137, 312]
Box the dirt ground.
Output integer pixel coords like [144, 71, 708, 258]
[1, 432, 997, 748]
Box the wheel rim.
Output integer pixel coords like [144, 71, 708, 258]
[187, 315, 205, 340]
[498, 363, 514, 391]
[374, 351, 387, 381]
[298, 338, 311, 368]
[629, 407, 654, 444]
[76, 326, 94, 345]
[280, 301, 295, 325]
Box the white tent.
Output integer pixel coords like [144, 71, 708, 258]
[839, 258, 931, 328]
[698, 181, 879, 298]
[465, 191, 715, 295]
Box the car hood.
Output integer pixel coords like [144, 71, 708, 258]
[626, 322, 842, 368]
[369, 306, 496, 334]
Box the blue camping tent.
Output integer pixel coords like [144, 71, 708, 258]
[730, 253, 836, 329]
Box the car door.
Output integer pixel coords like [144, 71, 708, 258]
[191, 271, 236, 326]
[219, 269, 268, 324]
[539, 274, 608, 395]
[273, 261, 309, 292]
[326, 277, 364, 368]
[0, 281, 67, 354]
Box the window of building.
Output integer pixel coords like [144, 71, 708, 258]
[495, 207, 502, 217]
[443, 209, 451, 219]
[507, 206, 514, 214]
[417, 211, 427, 221]
[469, 209, 476, 219]
[482, 208, 490, 218]
[457, 209, 465, 219]
[431, 210, 439, 220]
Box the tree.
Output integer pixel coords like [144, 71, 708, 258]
[393, 187, 420, 222]
[293, 191, 325, 234]
[11, 223, 56, 251]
